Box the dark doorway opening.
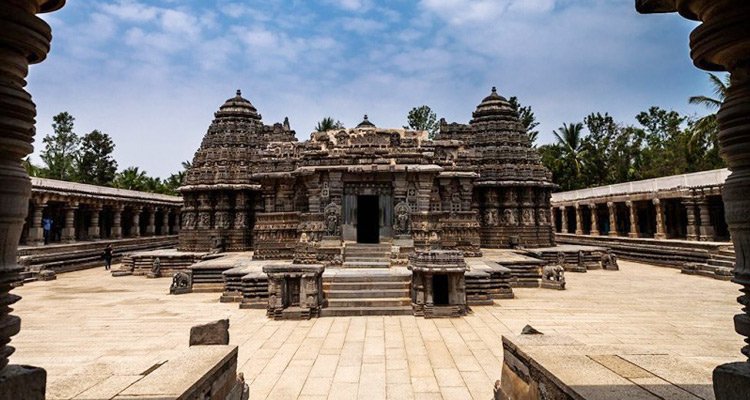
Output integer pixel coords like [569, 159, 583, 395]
[433, 274, 449, 305]
[357, 195, 380, 243]
[284, 277, 301, 307]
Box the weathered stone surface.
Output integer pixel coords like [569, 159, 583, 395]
[189, 319, 229, 346]
[714, 362, 750, 400]
[38, 269, 56, 281]
[0, 365, 46, 400]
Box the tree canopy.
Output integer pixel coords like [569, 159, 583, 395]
[404, 105, 438, 138]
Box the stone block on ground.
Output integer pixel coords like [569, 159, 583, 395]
[190, 319, 230, 346]
[38, 269, 56, 281]
[0, 364, 46, 400]
[713, 362, 750, 400]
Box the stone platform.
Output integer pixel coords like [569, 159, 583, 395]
[11, 258, 742, 399]
[112, 248, 207, 277]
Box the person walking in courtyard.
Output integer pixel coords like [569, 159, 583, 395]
[42, 216, 52, 244]
[102, 244, 113, 271]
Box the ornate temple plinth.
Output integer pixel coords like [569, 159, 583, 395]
[263, 264, 325, 320]
[408, 250, 468, 318]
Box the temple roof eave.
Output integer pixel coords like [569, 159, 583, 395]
[178, 183, 263, 192]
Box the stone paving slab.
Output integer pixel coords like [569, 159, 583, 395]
[10, 259, 744, 399]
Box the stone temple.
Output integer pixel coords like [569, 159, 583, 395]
[178, 88, 556, 262]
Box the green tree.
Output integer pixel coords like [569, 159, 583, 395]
[75, 130, 118, 186]
[689, 73, 729, 111]
[315, 117, 344, 132]
[552, 122, 585, 176]
[40, 112, 79, 181]
[509, 96, 540, 145]
[23, 157, 42, 177]
[113, 167, 148, 191]
[404, 105, 438, 138]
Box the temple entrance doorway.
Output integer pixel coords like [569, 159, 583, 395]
[433, 274, 450, 305]
[284, 277, 301, 307]
[356, 195, 380, 243]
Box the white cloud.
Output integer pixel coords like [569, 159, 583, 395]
[327, 0, 373, 12]
[341, 17, 385, 34]
[100, 0, 159, 23]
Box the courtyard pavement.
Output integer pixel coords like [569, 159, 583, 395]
[11, 260, 744, 400]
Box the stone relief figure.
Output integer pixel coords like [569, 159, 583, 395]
[199, 212, 211, 229]
[215, 211, 229, 229]
[484, 209, 496, 226]
[151, 258, 161, 274]
[521, 209, 534, 226]
[537, 209, 548, 225]
[324, 202, 340, 236]
[577, 250, 586, 270]
[394, 201, 411, 234]
[601, 250, 619, 270]
[234, 212, 247, 229]
[556, 252, 566, 269]
[503, 209, 517, 225]
[183, 212, 195, 230]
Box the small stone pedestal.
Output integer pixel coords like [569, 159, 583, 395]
[263, 264, 325, 320]
[408, 250, 468, 318]
[0, 365, 46, 400]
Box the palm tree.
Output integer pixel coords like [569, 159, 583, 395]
[315, 117, 344, 132]
[689, 73, 729, 111]
[552, 122, 585, 175]
[113, 166, 148, 191]
[688, 73, 730, 150]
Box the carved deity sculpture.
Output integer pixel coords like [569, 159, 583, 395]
[600, 249, 619, 270]
[484, 209, 497, 226]
[199, 212, 211, 229]
[324, 202, 340, 236]
[183, 212, 195, 230]
[521, 209, 534, 226]
[503, 209, 517, 225]
[556, 252, 566, 269]
[394, 201, 411, 234]
[537, 209, 548, 225]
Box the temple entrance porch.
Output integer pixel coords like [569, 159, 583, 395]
[342, 182, 393, 243]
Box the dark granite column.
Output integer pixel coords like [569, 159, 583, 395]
[607, 202, 617, 237]
[28, 198, 46, 245]
[145, 206, 156, 236]
[653, 198, 666, 240]
[0, 0, 65, 397]
[697, 196, 715, 241]
[88, 204, 101, 240]
[637, 1, 750, 397]
[683, 195, 699, 241]
[112, 204, 123, 239]
[61, 203, 77, 243]
[574, 203, 583, 235]
[627, 201, 639, 238]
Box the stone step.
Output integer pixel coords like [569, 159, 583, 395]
[343, 261, 391, 268]
[345, 257, 391, 262]
[708, 259, 735, 268]
[326, 289, 409, 299]
[711, 254, 736, 263]
[324, 281, 409, 290]
[327, 298, 411, 308]
[320, 306, 413, 317]
[343, 250, 391, 257]
[324, 274, 409, 283]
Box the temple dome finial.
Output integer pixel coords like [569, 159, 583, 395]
[491, 86, 497, 94]
[356, 114, 376, 128]
[236, 89, 242, 96]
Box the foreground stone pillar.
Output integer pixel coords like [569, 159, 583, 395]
[607, 202, 617, 236]
[88, 204, 101, 240]
[636, 2, 750, 397]
[112, 204, 123, 239]
[61, 202, 77, 242]
[697, 197, 715, 241]
[27, 199, 46, 245]
[627, 201, 639, 238]
[550, 207, 556, 232]
[559, 206, 567, 233]
[574, 203, 583, 235]
[684, 196, 699, 241]
[0, 0, 65, 396]
[589, 204, 599, 236]
[653, 198, 666, 239]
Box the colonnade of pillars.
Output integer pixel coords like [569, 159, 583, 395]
[23, 197, 181, 246]
[552, 195, 728, 242]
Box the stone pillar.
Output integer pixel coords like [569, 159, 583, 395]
[112, 205, 123, 239]
[61, 203, 77, 243]
[559, 206, 567, 233]
[627, 201, 639, 238]
[550, 207, 556, 232]
[697, 197, 715, 242]
[574, 203, 583, 235]
[684, 196, 699, 241]
[145, 207, 156, 236]
[607, 202, 617, 237]
[132, 208, 141, 238]
[0, 1, 63, 393]
[28, 199, 46, 246]
[424, 273, 433, 306]
[173, 208, 180, 234]
[589, 204, 599, 236]
[637, 5, 750, 393]
[653, 198, 666, 240]
[161, 209, 169, 235]
[88, 204, 101, 240]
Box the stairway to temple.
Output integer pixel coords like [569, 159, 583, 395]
[342, 243, 392, 268]
[320, 268, 412, 316]
[682, 246, 735, 280]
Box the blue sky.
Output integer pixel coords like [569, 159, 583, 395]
[29, 0, 713, 178]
